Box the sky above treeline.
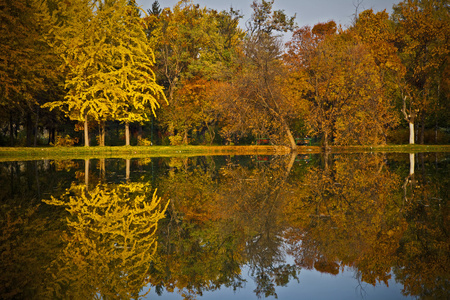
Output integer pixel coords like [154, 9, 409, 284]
[136, 0, 401, 29]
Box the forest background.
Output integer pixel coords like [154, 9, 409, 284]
[0, 0, 449, 149]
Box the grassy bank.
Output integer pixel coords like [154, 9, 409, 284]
[0, 144, 449, 161]
[0, 145, 295, 161]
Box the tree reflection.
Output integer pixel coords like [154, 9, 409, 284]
[43, 182, 168, 299]
[394, 153, 450, 298]
[283, 153, 406, 286]
[148, 156, 245, 299]
[218, 154, 299, 298]
[0, 203, 64, 299]
[150, 154, 300, 299]
[1, 154, 448, 299]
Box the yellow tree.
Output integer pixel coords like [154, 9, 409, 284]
[105, 0, 167, 146]
[43, 182, 168, 298]
[43, 0, 165, 146]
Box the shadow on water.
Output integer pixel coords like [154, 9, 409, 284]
[0, 152, 448, 299]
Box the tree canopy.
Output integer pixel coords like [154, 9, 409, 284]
[1, 0, 449, 147]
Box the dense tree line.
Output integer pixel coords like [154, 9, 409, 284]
[1, 0, 449, 147]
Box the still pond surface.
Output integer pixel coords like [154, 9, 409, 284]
[1, 152, 448, 299]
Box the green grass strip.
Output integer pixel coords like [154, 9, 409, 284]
[0, 144, 448, 161]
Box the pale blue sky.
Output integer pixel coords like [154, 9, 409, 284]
[136, 0, 401, 29]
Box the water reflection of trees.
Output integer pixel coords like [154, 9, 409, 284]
[42, 182, 168, 299]
[393, 153, 450, 299]
[150, 154, 300, 299]
[151, 153, 449, 299]
[284, 153, 406, 286]
[1, 154, 448, 299]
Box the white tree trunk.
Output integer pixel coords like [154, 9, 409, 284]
[409, 122, 415, 144]
[409, 153, 415, 176]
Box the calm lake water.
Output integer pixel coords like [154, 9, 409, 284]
[1, 152, 448, 299]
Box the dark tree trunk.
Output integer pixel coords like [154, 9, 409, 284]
[9, 112, 14, 146]
[33, 107, 39, 147]
[419, 121, 425, 144]
[48, 127, 56, 145]
[26, 113, 33, 147]
[99, 121, 105, 146]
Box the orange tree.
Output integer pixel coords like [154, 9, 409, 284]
[285, 21, 399, 147]
[215, 0, 299, 148]
[391, 0, 450, 144]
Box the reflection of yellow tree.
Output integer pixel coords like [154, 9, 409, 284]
[284, 154, 407, 286]
[43, 182, 168, 299]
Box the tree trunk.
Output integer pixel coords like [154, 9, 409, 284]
[99, 158, 105, 181]
[402, 96, 416, 145]
[33, 107, 39, 147]
[151, 115, 154, 145]
[126, 159, 130, 181]
[285, 126, 297, 150]
[99, 121, 105, 146]
[9, 112, 14, 146]
[285, 152, 297, 179]
[85, 159, 90, 189]
[26, 113, 33, 147]
[84, 116, 90, 147]
[409, 153, 415, 177]
[48, 127, 55, 145]
[125, 122, 130, 146]
[279, 115, 296, 151]
[409, 121, 414, 144]
[324, 130, 329, 149]
[183, 128, 188, 145]
[420, 122, 425, 144]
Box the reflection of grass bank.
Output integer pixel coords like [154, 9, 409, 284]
[330, 144, 450, 153]
[0, 144, 449, 161]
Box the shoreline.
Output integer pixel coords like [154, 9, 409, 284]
[0, 144, 449, 161]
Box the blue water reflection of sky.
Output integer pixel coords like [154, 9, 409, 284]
[143, 263, 413, 300]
